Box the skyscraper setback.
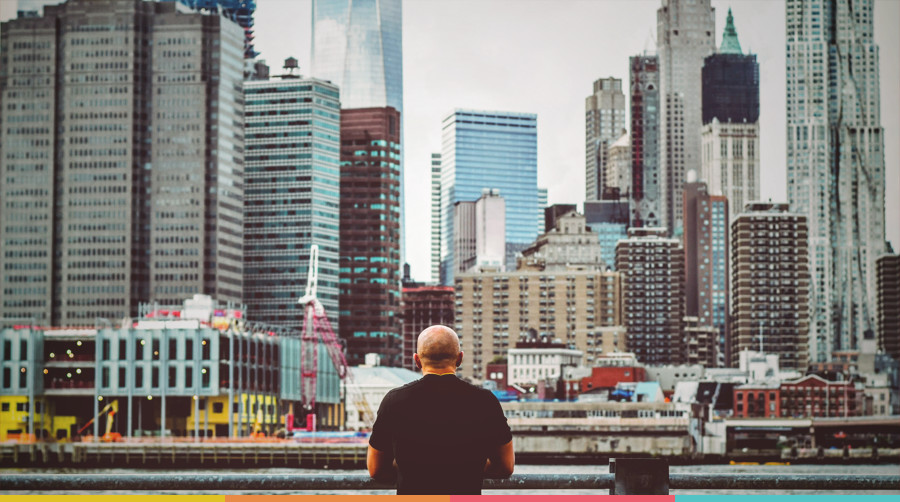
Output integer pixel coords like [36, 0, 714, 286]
[585, 77, 626, 201]
[0, 0, 245, 325]
[656, 0, 716, 235]
[785, 0, 886, 362]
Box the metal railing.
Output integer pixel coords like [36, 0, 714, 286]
[2, 473, 899, 493]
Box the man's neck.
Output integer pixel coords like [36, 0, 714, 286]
[421, 368, 456, 376]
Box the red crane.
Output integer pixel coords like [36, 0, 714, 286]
[297, 245, 350, 431]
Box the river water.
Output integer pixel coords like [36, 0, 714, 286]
[2, 463, 898, 495]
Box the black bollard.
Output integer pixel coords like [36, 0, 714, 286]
[609, 458, 669, 495]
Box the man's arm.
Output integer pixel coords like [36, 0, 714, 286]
[367, 444, 397, 481]
[483, 439, 514, 478]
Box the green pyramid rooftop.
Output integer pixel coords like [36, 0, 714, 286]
[720, 8, 743, 55]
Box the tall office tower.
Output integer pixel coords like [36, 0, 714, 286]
[0, 0, 244, 325]
[700, 9, 760, 222]
[786, 0, 886, 362]
[243, 74, 341, 329]
[657, 0, 715, 235]
[537, 187, 548, 235]
[311, 0, 404, 263]
[629, 55, 662, 228]
[585, 77, 627, 201]
[730, 203, 810, 370]
[454, 190, 506, 274]
[401, 286, 455, 371]
[875, 254, 900, 363]
[683, 173, 729, 366]
[339, 107, 402, 366]
[430, 153, 442, 284]
[615, 227, 685, 365]
[583, 201, 629, 271]
[440, 110, 538, 285]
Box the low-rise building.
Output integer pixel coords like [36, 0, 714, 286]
[508, 340, 583, 387]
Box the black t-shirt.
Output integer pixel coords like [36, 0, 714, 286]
[368, 373, 512, 494]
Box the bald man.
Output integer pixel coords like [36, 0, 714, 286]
[367, 325, 514, 494]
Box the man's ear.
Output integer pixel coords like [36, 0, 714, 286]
[413, 353, 422, 369]
[456, 351, 463, 368]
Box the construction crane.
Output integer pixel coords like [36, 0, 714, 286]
[297, 245, 370, 431]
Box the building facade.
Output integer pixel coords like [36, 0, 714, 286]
[656, 0, 716, 234]
[876, 254, 899, 362]
[453, 190, 506, 274]
[430, 153, 442, 284]
[700, 9, 760, 222]
[401, 286, 455, 372]
[440, 110, 538, 284]
[585, 77, 627, 201]
[519, 212, 604, 272]
[243, 76, 341, 329]
[454, 268, 622, 381]
[683, 175, 729, 365]
[508, 343, 583, 387]
[786, 0, 886, 362]
[730, 203, 810, 370]
[0, 0, 245, 325]
[339, 107, 402, 367]
[615, 227, 685, 366]
[629, 55, 662, 228]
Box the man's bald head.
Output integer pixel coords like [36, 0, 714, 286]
[416, 325, 461, 369]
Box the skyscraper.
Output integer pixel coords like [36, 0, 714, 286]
[786, 0, 886, 361]
[585, 77, 626, 201]
[656, 0, 716, 234]
[0, 0, 245, 325]
[311, 0, 404, 265]
[310, 0, 402, 111]
[430, 153, 442, 284]
[700, 9, 760, 222]
[730, 203, 809, 370]
[875, 254, 900, 363]
[616, 227, 685, 366]
[243, 72, 341, 329]
[629, 55, 662, 229]
[440, 110, 538, 284]
[339, 107, 402, 367]
[683, 173, 729, 365]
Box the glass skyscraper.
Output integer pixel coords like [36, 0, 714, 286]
[243, 78, 342, 329]
[440, 110, 538, 285]
[310, 0, 402, 111]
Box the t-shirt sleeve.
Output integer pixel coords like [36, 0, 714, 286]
[484, 392, 512, 446]
[368, 390, 393, 452]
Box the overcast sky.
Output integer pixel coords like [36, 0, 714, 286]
[3, 0, 897, 284]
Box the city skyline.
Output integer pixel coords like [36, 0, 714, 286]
[245, 0, 900, 282]
[1, 0, 896, 283]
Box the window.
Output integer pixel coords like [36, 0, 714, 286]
[185, 367, 193, 388]
[1, 403, 8, 412]
[213, 402, 224, 414]
[118, 368, 126, 388]
[135, 367, 144, 387]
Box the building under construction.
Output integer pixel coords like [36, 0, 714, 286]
[0, 295, 342, 442]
